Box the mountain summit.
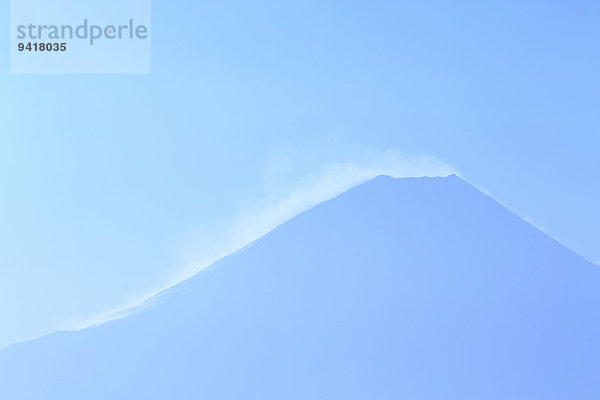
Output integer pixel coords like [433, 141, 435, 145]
[2, 175, 599, 399]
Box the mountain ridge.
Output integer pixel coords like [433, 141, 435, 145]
[2, 174, 594, 350]
[2, 174, 599, 399]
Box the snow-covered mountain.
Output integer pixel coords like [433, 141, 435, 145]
[2, 175, 599, 399]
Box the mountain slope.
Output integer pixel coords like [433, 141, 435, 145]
[2, 175, 600, 399]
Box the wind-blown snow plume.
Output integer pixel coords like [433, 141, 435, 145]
[77, 148, 456, 329]
[174, 148, 456, 281]
[233, 149, 456, 247]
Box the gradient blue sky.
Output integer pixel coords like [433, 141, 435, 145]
[1, 0, 599, 349]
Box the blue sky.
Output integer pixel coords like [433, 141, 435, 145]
[1, 0, 599, 349]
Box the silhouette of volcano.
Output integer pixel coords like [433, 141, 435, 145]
[2, 175, 599, 399]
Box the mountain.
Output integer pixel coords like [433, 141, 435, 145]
[2, 175, 600, 399]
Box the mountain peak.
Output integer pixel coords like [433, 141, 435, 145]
[2, 176, 599, 399]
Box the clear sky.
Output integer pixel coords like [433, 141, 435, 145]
[1, 0, 599, 349]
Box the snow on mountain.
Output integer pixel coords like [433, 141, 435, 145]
[2, 175, 599, 399]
